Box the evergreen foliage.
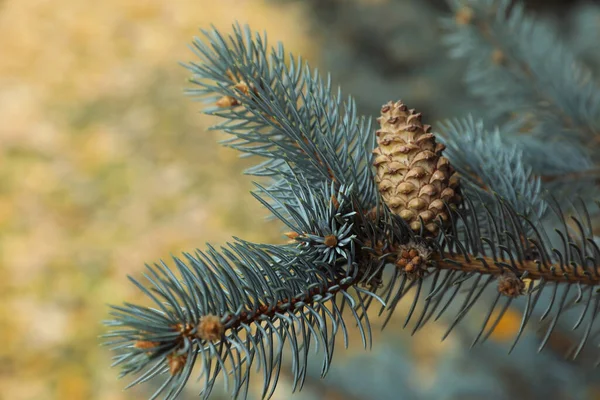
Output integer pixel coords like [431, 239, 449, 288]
[437, 116, 547, 221]
[443, 0, 600, 143]
[103, 1, 600, 399]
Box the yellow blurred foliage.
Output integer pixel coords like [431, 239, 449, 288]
[0, 1, 312, 399]
[487, 308, 523, 342]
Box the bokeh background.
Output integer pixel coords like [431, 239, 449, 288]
[2, 0, 600, 399]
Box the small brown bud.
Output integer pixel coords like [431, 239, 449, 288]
[284, 231, 300, 240]
[284, 231, 301, 244]
[216, 95, 239, 108]
[455, 7, 474, 25]
[497, 272, 525, 298]
[197, 315, 224, 342]
[324, 234, 338, 248]
[134, 340, 159, 350]
[234, 81, 249, 94]
[396, 242, 432, 279]
[173, 322, 194, 336]
[167, 352, 188, 375]
[491, 49, 505, 65]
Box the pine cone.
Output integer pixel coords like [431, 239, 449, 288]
[373, 100, 461, 234]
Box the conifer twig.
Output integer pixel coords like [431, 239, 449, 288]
[444, 0, 600, 149]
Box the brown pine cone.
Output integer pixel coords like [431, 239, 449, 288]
[372, 100, 461, 235]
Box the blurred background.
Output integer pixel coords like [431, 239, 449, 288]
[2, 0, 600, 399]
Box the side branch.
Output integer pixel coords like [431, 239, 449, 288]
[221, 274, 355, 329]
[431, 253, 600, 286]
[360, 226, 600, 287]
[217, 71, 338, 183]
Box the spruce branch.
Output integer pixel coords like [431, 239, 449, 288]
[104, 18, 600, 400]
[184, 23, 377, 210]
[443, 0, 600, 153]
[438, 115, 547, 221]
[104, 237, 381, 400]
